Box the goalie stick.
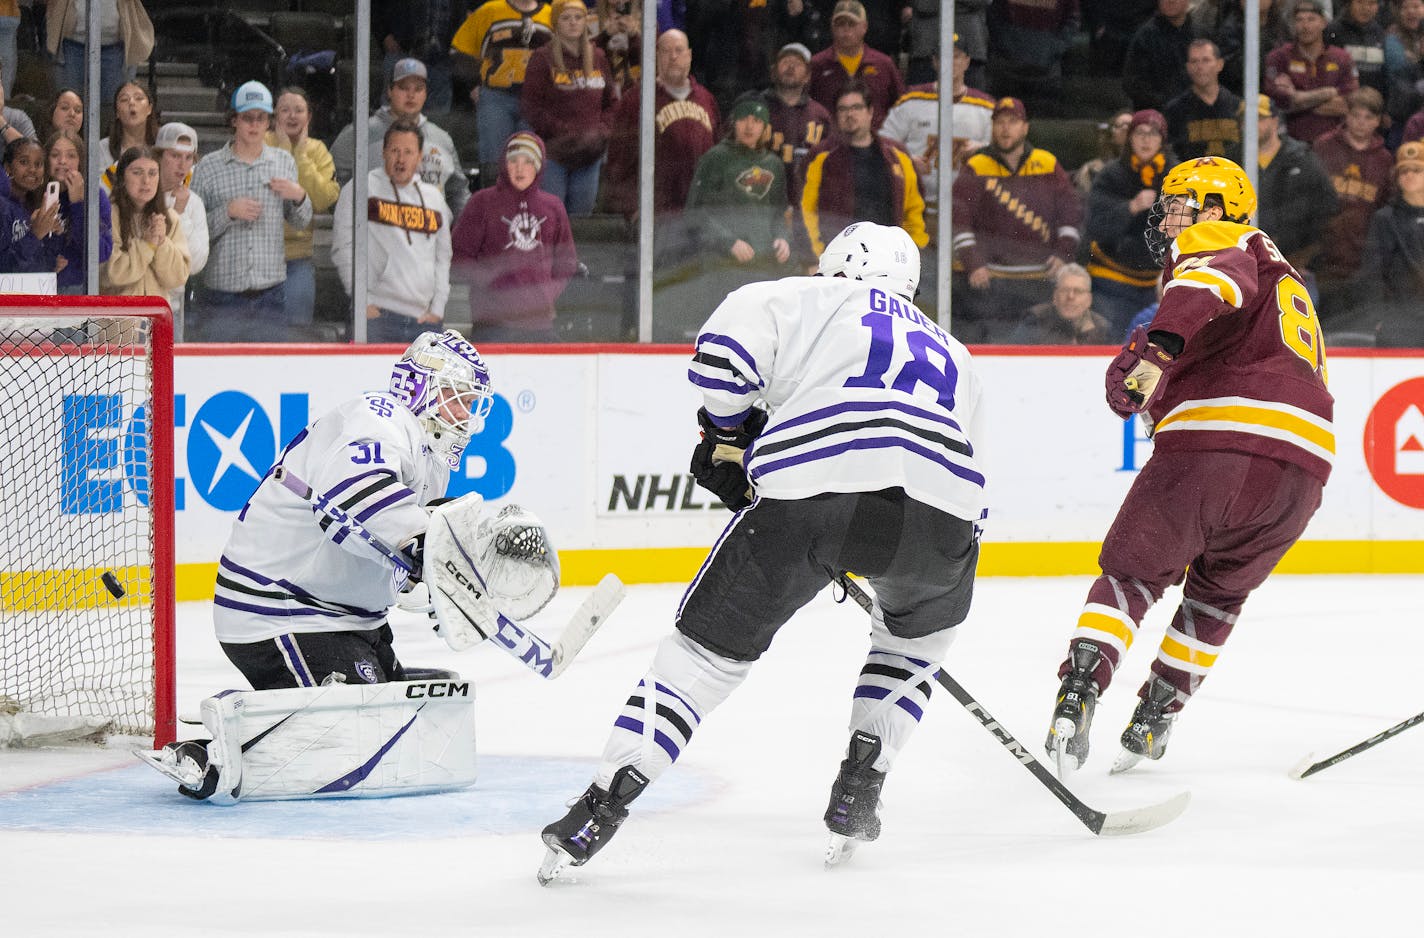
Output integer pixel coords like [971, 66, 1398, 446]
[1290, 708, 1424, 780]
[833, 573, 1190, 836]
[269, 466, 623, 679]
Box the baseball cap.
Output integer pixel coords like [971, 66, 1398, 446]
[392, 58, 428, 85]
[730, 97, 771, 124]
[1258, 93, 1281, 118]
[231, 81, 273, 114]
[992, 97, 1028, 121]
[154, 122, 198, 153]
[831, 1, 866, 23]
[953, 33, 969, 53]
[1395, 141, 1424, 176]
[776, 42, 812, 64]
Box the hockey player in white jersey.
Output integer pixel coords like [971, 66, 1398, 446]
[142, 330, 617, 803]
[538, 222, 989, 883]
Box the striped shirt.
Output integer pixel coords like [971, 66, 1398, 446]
[689, 276, 987, 522]
[214, 394, 450, 645]
[191, 143, 312, 293]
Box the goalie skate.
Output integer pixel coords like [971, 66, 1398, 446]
[135, 740, 220, 800]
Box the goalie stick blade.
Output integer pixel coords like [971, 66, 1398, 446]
[548, 574, 627, 679]
[1093, 790, 1191, 836]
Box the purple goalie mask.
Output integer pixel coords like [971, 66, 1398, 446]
[390, 330, 494, 468]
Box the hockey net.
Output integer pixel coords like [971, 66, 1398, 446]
[0, 299, 175, 747]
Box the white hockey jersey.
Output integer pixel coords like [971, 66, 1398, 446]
[213, 393, 451, 645]
[689, 276, 987, 522]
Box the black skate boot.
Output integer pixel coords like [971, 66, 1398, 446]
[537, 764, 649, 885]
[1045, 642, 1103, 778]
[1111, 676, 1180, 774]
[823, 731, 886, 868]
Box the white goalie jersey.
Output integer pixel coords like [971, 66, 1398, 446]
[213, 393, 451, 645]
[689, 276, 988, 523]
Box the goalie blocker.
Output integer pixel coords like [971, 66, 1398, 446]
[138, 679, 478, 803]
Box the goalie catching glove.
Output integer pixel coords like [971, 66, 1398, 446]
[690, 406, 768, 511]
[422, 495, 561, 651]
[1106, 326, 1177, 419]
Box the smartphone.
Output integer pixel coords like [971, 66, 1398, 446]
[43, 180, 61, 210]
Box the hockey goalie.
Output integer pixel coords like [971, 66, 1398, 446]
[138, 330, 623, 803]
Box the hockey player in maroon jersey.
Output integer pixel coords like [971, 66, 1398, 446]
[1044, 156, 1334, 776]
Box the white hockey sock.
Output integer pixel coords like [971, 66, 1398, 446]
[595, 632, 751, 789]
[849, 625, 955, 772]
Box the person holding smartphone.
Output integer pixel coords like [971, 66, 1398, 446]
[1, 137, 62, 274]
[44, 129, 113, 293]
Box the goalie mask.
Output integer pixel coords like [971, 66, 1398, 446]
[817, 222, 920, 299]
[389, 330, 494, 469]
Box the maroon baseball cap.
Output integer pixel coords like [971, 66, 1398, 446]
[992, 97, 1027, 121]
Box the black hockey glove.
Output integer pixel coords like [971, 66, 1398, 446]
[690, 407, 768, 511]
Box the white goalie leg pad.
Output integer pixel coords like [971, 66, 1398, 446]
[849, 620, 957, 772]
[195, 679, 477, 803]
[595, 632, 752, 788]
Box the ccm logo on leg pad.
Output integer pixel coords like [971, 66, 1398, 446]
[404, 682, 472, 698]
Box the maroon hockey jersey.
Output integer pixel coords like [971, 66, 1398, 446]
[1147, 221, 1334, 484]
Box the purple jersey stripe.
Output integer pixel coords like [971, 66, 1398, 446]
[688, 371, 755, 395]
[213, 595, 381, 620]
[315, 709, 421, 793]
[766, 399, 964, 439]
[353, 486, 417, 524]
[694, 332, 762, 383]
[751, 435, 986, 487]
[320, 469, 395, 502]
[218, 557, 388, 617]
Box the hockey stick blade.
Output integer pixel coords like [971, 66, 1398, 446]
[835, 573, 1189, 837]
[1290, 708, 1424, 780]
[548, 574, 626, 679]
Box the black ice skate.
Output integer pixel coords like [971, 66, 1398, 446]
[1111, 676, 1180, 775]
[537, 764, 649, 885]
[823, 731, 886, 868]
[1046, 643, 1103, 778]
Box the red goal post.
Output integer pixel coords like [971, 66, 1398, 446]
[0, 296, 175, 747]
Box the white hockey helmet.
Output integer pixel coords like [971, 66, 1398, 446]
[389, 330, 494, 469]
[816, 222, 920, 298]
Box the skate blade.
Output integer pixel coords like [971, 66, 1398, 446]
[1051, 719, 1080, 779]
[1109, 748, 1145, 775]
[133, 749, 205, 788]
[537, 844, 575, 886]
[824, 833, 861, 869]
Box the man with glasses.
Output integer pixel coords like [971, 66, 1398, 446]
[190, 81, 312, 341]
[801, 82, 927, 261]
[1008, 262, 1113, 344]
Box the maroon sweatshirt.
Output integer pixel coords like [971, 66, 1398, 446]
[519, 44, 618, 169]
[605, 78, 721, 217]
[451, 132, 578, 332]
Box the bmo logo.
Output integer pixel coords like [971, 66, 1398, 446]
[1363, 377, 1424, 509]
[59, 389, 517, 514]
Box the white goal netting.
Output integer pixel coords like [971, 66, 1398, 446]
[1, 311, 172, 745]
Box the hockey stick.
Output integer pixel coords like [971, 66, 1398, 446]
[1290, 709, 1424, 780]
[270, 466, 624, 679]
[833, 573, 1190, 836]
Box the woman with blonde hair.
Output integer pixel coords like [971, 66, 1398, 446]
[102, 145, 190, 298]
[519, 0, 616, 215]
[267, 87, 340, 328]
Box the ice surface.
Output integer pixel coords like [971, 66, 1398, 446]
[3, 576, 1421, 937]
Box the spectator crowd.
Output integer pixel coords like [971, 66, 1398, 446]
[1, 0, 1422, 347]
